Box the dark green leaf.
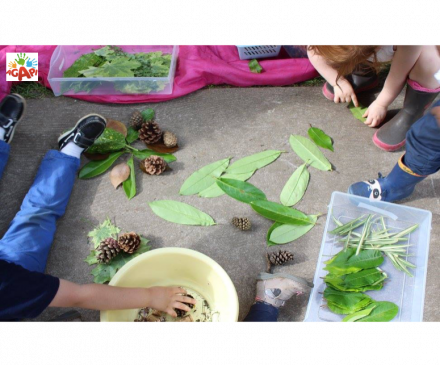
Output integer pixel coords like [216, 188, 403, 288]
[123, 155, 136, 200]
[63, 53, 103, 78]
[250, 200, 313, 225]
[126, 127, 139, 144]
[267, 222, 283, 247]
[308, 126, 334, 152]
[132, 149, 176, 163]
[348, 102, 368, 122]
[324, 249, 384, 276]
[86, 128, 127, 155]
[324, 287, 374, 315]
[141, 108, 155, 121]
[216, 178, 266, 204]
[249, 59, 263, 73]
[356, 301, 399, 322]
[198, 171, 256, 198]
[87, 218, 120, 249]
[79, 151, 124, 179]
[325, 268, 387, 292]
[149, 200, 216, 226]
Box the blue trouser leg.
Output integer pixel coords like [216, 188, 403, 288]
[405, 100, 440, 176]
[0, 150, 80, 273]
[243, 302, 279, 322]
[0, 140, 10, 179]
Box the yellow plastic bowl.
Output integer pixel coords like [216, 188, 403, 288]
[100, 248, 239, 322]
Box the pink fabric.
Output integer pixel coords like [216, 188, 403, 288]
[407, 78, 440, 93]
[0, 45, 318, 104]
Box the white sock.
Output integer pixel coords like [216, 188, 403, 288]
[0, 127, 5, 141]
[61, 142, 84, 159]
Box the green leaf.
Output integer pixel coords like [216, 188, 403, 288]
[149, 200, 216, 226]
[249, 59, 263, 73]
[250, 200, 313, 225]
[85, 250, 99, 265]
[91, 264, 117, 284]
[216, 178, 266, 204]
[132, 149, 176, 163]
[63, 53, 103, 78]
[126, 127, 139, 144]
[94, 45, 116, 58]
[79, 151, 124, 179]
[198, 171, 256, 198]
[356, 301, 399, 322]
[348, 102, 368, 122]
[80, 58, 142, 78]
[326, 268, 387, 292]
[87, 218, 120, 249]
[289, 135, 332, 171]
[324, 287, 374, 315]
[342, 305, 376, 322]
[279, 163, 310, 206]
[179, 158, 230, 196]
[141, 108, 155, 121]
[308, 126, 334, 152]
[123, 154, 136, 200]
[267, 222, 283, 247]
[86, 128, 127, 155]
[269, 215, 317, 244]
[324, 249, 384, 276]
[226, 150, 282, 174]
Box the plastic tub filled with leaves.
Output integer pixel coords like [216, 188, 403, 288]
[48, 45, 178, 96]
[305, 192, 431, 322]
[100, 248, 239, 322]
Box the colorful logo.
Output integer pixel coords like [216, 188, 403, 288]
[6, 52, 38, 81]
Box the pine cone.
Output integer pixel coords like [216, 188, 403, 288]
[268, 250, 294, 266]
[163, 131, 178, 147]
[139, 121, 162, 144]
[232, 217, 251, 231]
[140, 155, 167, 175]
[130, 110, 144, 131]
[118, 232, 141, 254]
[175, 295, 195, 317]
[96, 237, 120, 264]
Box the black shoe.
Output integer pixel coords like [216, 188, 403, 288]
[0, 94, 26, 144]
[58, 114, 107, 150]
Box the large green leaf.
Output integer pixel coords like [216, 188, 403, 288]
[348, 102, 368, 122]
[250, 200, 313, 225]
[308, 126, 334, 152]
[356, 301, 399, 322]
[63, 53, 103, 78]
[324, 249, 384, 276]
[123, 154, 136, 200]
[80, 57, 142, 78]
[179, 158, 230, 196]
[86, 128, 127, 155]
[249, 59, 262, 73]
[149, 200, 216, 226]
[269, 215, 317, 244]
[226, 150, 282, 174]
[198, 171, 255, 198]
[289, 135, 332, 171]
[216, 178, 266, 204]
[267, 222, 283, 247]
[324, 287, 374, 315]
[87, 218, 120, 249]
[279, 163, 310, 206]
[132, 149, 176, 163]
[79, 151, 124, 179]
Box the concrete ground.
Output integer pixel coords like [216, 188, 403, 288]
[1, 87, 439, 322]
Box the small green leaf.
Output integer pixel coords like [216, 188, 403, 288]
[198, 171, 256, 198]
[226, 150, 282, 174]
[249, 59, 263, 73]
[342, 305, 376, 322]
[308, 126, 334, 152]
[132, 149, 176, 163]
[86, 128, 127, 155]
[123, 154, 136, 200]
[126, 127, 139, 144]
[269, 215, 317, 244]
[250, 200, 313, 225]
[141, 108, 155, 121]
[267, 222, 283, 247]
[85, 250, 99, 265]
[356, 301, 399, 322]
[216, 178, 266, 204]
[79, 151, 124, 179]
[149, 200, 216, 226]
[348, 102, 368, 122]
[87, 218, 120, 249]
[289, 135, 332, 171]
[179, 158, 230, 196]
[280, 163, 310, 206]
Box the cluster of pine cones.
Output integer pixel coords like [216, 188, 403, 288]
[96, 232, 141, 264]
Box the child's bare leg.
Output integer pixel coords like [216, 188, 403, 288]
[409, 45, 440, 89]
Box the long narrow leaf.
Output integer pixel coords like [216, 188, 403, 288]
[149, 200, 215, 226]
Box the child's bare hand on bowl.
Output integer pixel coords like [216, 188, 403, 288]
[363, 100, 388, 127]
[146, 286, 197, 317]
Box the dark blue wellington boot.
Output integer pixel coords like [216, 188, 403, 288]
[348, 156, 426, 202]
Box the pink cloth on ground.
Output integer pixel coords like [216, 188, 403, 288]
[0, 45, 318, 104]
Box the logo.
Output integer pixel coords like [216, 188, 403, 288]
[6, 52, 38, 81]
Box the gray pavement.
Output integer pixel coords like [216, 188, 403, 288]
[1, 87, 439, 322]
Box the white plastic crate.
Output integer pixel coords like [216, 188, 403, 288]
[304, 192, 432, 322]
[236, 45, 281, 60]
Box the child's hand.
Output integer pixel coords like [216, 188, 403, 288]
[334, 78, 359, 106]
[363, 101, 388, 127]
[146, 286, 197, 317]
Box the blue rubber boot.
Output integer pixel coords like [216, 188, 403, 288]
[348, 156, 426, 202]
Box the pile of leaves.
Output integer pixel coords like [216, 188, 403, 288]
[62, 46, 172, 94]
[85, 219, 150, 284]
[79, 108, 176, 200]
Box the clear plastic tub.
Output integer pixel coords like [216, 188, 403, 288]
[48, 45, 178, 96]
[304, 192, 432, 322]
